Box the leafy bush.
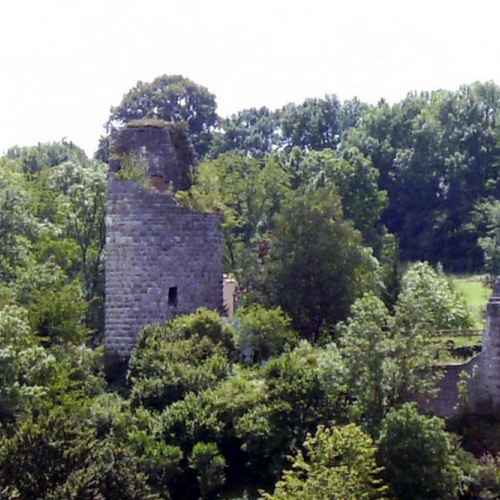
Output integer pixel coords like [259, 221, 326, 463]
[338, 293, 439, 431]
[130, 340, 231, 410]
[156, 320, 340, 482]
[28, 281, 89, 345]
[0, 305, 56, 418]
[0, 412, 165, 499]
[378, 403, 465, 500]
[163, 308, 235, 349]
[129, 309, 235, 410]
[396, 262, 474, 331]
[189, 442, 226, 497]
[160, 366, 265, 448]
[233, 305, 298, 364]
[263, 424, 387, 500]
[114, 152, 151, 188]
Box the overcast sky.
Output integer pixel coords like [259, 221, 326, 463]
[2, 0, 500, 156]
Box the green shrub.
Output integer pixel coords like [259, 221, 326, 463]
[263, 424, 387, 500]
[114, 152, 151, 188]
[0, 305, 56, 417]
[0, 408, 165, 499]
[189, 441, 226, 498]
[378, 403, 465, 500]
[233, 305, 298, 364]
[396, 262, 474, 331]
[130, 341, 231, 410]
[164, 308, 235, 350]
[129, 310, 235, 410]
[28, 281, 89, 345]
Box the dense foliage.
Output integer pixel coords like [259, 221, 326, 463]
[2, 75, 500, 498]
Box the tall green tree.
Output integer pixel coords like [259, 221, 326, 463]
[378, 403, 466, 500]
[0, 158, 38, 282]
[263, 424, 387, 500]
[281, 147, 387, 245]
[177, 152, 290, 286]
[338, 293, 440, 431]
[279, 95, 342, 151]
[108, 74, 218, 158]
[261, 187, 379, 339]
[209, 107, 279, 158]
[343, 83, 500, 270]
[7, 140, 88, 174]
[44, 161, 107, 304]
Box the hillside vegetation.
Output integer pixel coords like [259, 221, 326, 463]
[2, 77, 500, 498]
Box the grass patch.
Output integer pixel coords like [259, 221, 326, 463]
[432, 334, 482, 365]
[450, 274, 490, 329]
[426, 274, 488, 365]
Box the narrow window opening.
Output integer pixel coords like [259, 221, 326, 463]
[168, 286, 178, 307]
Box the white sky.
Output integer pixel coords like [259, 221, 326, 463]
[2, 0, 500, 156]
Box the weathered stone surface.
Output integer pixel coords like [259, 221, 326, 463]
[105, 123, 223, 359]
[425, 279, 500, 418]
[474, 279, 500, 415]
[109, 121, 194, 191]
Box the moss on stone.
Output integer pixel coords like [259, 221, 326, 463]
[127, 118, 170, 129]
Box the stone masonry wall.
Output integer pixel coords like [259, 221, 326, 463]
[422, 281, 500, 419]
[109, 121, 193, 191]
[475, 279, 500, 415]
[105, 122, 223, 359]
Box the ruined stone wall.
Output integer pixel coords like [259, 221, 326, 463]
[475, 280, 500, 415]
[105, 122, 223, 359]
[423, 282, 500, 419]
[109, 120, 194, 191]
[420, 356, 480, 418]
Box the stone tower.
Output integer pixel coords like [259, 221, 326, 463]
[105, 120, 223, 360]
[476, 278, 500, 414]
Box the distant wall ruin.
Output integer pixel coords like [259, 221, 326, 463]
[426, 280, 500, 419]
[105, 120, 223, 359]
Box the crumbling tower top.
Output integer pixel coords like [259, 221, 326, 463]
[109, 119, 195, 192]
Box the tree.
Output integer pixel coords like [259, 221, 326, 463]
[281, 147, 387, 244]
[471, 198, 500, 283]
[342, 83, 500, 270]
[279, 95, 342, 151]
[208, 96, 369, 159]
[338, 97, 370, 132]
[0, 158, 37, 282]
[177, 153, 290, 286]
[263, 424, 387, 500]
[6, 140, 88, 175]
[233, 305, 299, 364]
[44, 160, 107, 332]
[210, 107, 279, 158]
[189, 442, 226, 498]
[337, 293, 439, 431]
[378, 403, 465, 500]
[128, 309, 234, 410]
[261, 186, 379, 339]
[0, 410, 164, 499]
[395, 261, 474, 331]
[0, 305, 56, 419]
[108, 74, 218, 158]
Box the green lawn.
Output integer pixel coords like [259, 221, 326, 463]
[451, 274, 490, 329]
[431, 274, 490, 364]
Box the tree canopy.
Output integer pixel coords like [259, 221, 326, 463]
[108, 74, 218, 158]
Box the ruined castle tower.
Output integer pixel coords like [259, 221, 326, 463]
[477, 278, 500, 414]
[105, 120, 223, 359]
